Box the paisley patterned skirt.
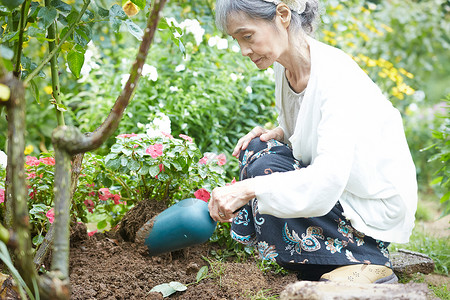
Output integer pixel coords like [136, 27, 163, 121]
[231, 138, 392, 278]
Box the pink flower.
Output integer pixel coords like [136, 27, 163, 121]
[179, 134, 193, 142]
[199, 156, 208, 165]
[46, 208, 55, 224]
[27, 172, 37, 179]
[86, 183, 95, 187]
[88, 191, 96, 197]
[194, 188, 210, 202]
[117, 133, 137, 138]
[98, 188, 112, 201]
[0, 189, 4, 204]
[39, 157, 55, 165]
[112, 194, 121, 205]
[217, 153, 227, 166]
[226, 177, 237, 186]
[155, 164, 165, 179]
[146, 144, 163, 158]
[88, 230, 97, 237]
[133, 144, 139, 149]
[161, 131, 173, 139]
[25, 156, 40, 166]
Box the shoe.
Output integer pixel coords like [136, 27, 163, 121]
[319, 264, 398, 284]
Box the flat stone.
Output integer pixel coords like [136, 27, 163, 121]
[391, 249, 435, 275]
[280, 281, 434, 300]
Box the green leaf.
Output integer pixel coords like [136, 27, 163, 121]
[106, 158, 121, 171]
[67, 50, 84, 78]
[149, 164, 160, 177]
[150, 283, 177, 298]
[1, 0, 25, 10]
[37, 6, 57, 29]
[110, 4, 126, 19]
[55, 102, 67, 112]
[30, 79, 40, 104]
[122, 148, 132, 156]
[125, 19, 143, 41]
[50, 0, 71, 13]
[169, 282, 187, 292]
[97, 219, 107, 229]
[66, 10, 78, 25]
[0, 45, 14, 60]
[97, 5, 109, 17]
[111, 144, 123, 153]
[131, 0, 145, 10]
[171, 160, 182, 171]
[129, 160, 140, 171]
[32, 234, 44, 246]
[196, 266, 208, 282]
[120, 156, 128, 166]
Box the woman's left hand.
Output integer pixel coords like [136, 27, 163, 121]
[208, 179, 256, 222]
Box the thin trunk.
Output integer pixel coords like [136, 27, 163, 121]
[3, 72, 38, 293]
[45, 0, 65, 126]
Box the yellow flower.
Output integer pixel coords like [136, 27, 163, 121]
[367, 59, 376, 67]
[380, 24, 394, 33]
[100, 36, 105, 41]
[44, 86, 53, 94]
[24, 145, 34, 155]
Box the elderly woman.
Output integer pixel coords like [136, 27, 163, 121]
[208, 0, 417, 283]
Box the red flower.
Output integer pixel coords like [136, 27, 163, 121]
[199, 156, 208, 165]
[98, 188, 112, 201]
[25, 156, 40, 166]
[86, 183, 95, 187]
[88, 191, 96, 197]
[217, 153, 227, 166]
[88, 230, 97, 237]
[112, 194, 121, 205]
[179, 134, 193, 142]
[39, 157, 55, 165]
[194, 188, 210, 202]
[117, 133, 137, 138]
[161, 131, 173, 139]
[84, 199, 95, 213]
[0, 189, 4, 204]
[46, 208, 55, 224]
[146, 144, 163, 158]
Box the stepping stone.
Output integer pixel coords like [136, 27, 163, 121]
[391, 249, 435, 275]
[280, 281, 433, 300]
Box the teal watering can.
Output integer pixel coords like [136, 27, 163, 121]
[137, 198, 217, 256]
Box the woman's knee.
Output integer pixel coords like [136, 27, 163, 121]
[239, 138, 268, 161]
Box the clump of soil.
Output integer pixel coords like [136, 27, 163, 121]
[70, 222, 89, 247]
[118, 199, 168, 242]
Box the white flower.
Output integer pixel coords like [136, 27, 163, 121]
[217, 38, 228, 50]
[169, 86, 179, 92]
[232, 45, 240, 53]
[230, 73, 238, 81]
[193, 71, 198, 77]
[264, 67, 275, 82]
[408, 103, 418, 112]
[142, 64, 158, 81]
[246, 86, 253, 94]
[0, 150, 7, 168]
[208, 36, 228, 50]
[179, 19, 205, 45]
[146, 113, 171, 138]
[121, 74, 130, 89]
[175, 64, 186, 72]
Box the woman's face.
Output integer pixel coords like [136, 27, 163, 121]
[227, 12, 289, 70]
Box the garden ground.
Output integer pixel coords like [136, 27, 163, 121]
[68, 198, 449, 300]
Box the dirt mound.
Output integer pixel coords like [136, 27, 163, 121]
[118, 199, 168, 242]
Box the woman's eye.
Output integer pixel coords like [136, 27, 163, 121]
[244, 35, 252, 40]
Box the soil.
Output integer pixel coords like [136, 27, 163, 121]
[69, 200, 298, 299]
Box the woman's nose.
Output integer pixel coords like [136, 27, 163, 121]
[240, 45, 252, 57]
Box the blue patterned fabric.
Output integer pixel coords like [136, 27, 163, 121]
[231, 138, 391, 271]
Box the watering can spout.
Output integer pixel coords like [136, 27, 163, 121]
[136, 198, 217, 256]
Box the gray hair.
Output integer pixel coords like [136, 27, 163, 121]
[215, 0, 320, 35]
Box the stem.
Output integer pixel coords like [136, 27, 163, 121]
[50, 145, 71, 278]
[23, 0, 91, 86]
[4, 72, 39, 293]
[45, 0, 64, 126]
[13, 0, 31, 77]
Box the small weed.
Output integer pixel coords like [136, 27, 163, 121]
[245, 288, 279, 300]
[202, 256, 227, 287]
[256, 258, 289, 275]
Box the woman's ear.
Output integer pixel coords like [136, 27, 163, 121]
[276, 3, 291, 29]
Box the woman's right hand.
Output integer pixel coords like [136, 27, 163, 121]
[232, 126, 284, 158]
